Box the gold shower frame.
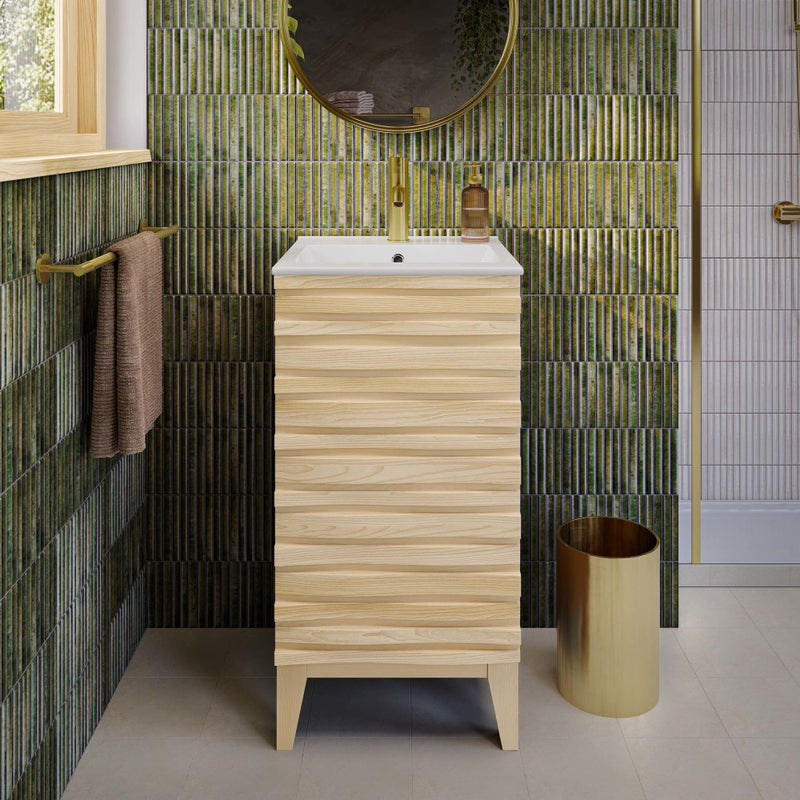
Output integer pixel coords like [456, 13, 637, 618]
[277, 0, 519, 134]
[691, 0, 702, 563]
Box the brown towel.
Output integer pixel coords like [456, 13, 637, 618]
[90, 231, 163, 458]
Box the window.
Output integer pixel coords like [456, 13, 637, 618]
[0, 0, 57, 112]
[0, 0, 150, 181]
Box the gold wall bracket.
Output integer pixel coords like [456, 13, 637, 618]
[36, 220, 179, 284]
[772, 200, 800, 224]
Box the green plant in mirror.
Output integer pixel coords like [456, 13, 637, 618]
[286, 2, 304, 59]
[451, 0, 507, 92]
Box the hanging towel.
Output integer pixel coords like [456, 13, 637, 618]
[90, 231, 163, 458]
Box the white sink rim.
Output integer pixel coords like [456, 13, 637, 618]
[271, 236, 523, 276]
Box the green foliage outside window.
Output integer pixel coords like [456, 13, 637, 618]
[0, 0, 56, 112]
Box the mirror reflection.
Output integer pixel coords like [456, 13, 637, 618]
[285, 0, 511, 129]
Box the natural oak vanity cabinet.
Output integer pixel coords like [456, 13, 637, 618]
[272, 238, 522, 750]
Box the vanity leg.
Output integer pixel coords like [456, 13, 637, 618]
[488, 663, 519, 751]
[276, 665, 307, 750]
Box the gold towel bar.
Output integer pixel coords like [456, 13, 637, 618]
[36, 220, 179, 285]
[356, 107, 431, 124]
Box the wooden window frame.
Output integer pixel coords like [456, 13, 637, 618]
[0, 0, 150, 181]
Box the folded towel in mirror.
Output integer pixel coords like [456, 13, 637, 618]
[326, 90, 372, 102]
[326, 90, 375, 115]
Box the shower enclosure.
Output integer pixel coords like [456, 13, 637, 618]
[680, 0, 800, 567]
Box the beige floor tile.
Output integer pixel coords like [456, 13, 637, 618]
[306, 678, 412, 737]
[618, 670, 727, 739]
[297, 737, 412, 800]
[220, 629, 275, 676]
[97, 675, 218, 737]
[61, 736, 198, 800]
[412, 737, 529, 800]
[626, 738, 762, 800]
[518, 664, 622, 740]
[679, 588, 755, 629]
[521, 736, 644, 800]
[659, 629, 696, 677]
[676, 626, 792, 678]
[762, 627, 800, 682]
[124, 629, 233, 676]
[411, 678, 497, 739]
[180, 738, 304, 800]
[733, 738, 800, 800]
[520, 628, 557, 676]
[202, 676, 310, 743]
[731, 588, 800, 629]
[701, 677, 800, 738]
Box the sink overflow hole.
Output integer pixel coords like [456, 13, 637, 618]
[392, 253, 404, 263]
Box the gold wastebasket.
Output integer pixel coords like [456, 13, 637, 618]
[556, 516, 660, 717]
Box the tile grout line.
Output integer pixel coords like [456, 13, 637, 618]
[728, 738, 768, 800]
[672, 607, 767, 800]
[617, 720, 650, 800]
[734, 586, 800, 692]
[174, 647, 227, 800]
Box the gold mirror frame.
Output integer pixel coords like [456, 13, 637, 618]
[278, 0, 519, 134]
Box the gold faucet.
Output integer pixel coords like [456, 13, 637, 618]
[387, 156, 409, 242]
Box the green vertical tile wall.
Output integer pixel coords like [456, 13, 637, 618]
[147, 0, 679, 629]
[0, 166, 150, 800]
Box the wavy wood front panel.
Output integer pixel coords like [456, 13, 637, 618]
[274, 274, 521, 666]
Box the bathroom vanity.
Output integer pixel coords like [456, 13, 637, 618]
[272, 237, 522, 750]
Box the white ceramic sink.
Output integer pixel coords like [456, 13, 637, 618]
[272, 236, 523, 276]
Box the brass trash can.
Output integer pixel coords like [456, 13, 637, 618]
[556, 516, 660, 717]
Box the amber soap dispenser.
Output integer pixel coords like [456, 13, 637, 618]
[461, 164, 490, 242]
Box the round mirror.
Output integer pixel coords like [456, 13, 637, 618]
[279, 0, 518, 132]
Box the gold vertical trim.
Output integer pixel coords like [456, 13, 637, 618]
[691, 0, 703, 564]
[794, 1, 800, 138]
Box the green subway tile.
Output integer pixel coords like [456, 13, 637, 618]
[1, 164, 149, 799]
[146, 428, 272, 496]
[146, 561, 273, 627]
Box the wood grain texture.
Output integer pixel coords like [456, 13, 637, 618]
[275, 456, 520, 488]
[274, 274, 521, 668]
[275, 374, 520, 397]
[276, 648, 521, 666]
[276, 665, 307, 750]
[0, 0, 106, 161]
[274, 489, 520, 512]
[276, 344, 520, 372]
[275, 513, 520, 542]
[489, 663, 520, 750]
[276, 399, 520, 429]
[275, 295, 520, 317]
[276, 626, 520, 648]
[275, 319, 519, 337]
[275, 570, 520, 601]
[275, 601, 520, 626]
[306, 663, 488, 678]
[274, 431, 520, 454]
[0, 150, 151, 182]
[275, 543, 519, 568]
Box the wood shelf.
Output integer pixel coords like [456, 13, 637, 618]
[0, 149, 151, 182]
